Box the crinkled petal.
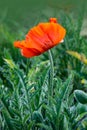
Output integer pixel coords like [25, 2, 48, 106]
[21, 47, 41, 58]
[38, 22, 66, 45]
[14, 40, 25, 49]
[26, 25, 52, 51]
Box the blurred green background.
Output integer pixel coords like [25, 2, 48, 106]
[0, 0, 87, 27]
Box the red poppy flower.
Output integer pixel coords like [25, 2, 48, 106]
[14, 18, 66, 58]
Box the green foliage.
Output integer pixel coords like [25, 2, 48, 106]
[0, 58, 74, 130]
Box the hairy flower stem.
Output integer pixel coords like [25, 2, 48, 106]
[48, 50, 54, 99]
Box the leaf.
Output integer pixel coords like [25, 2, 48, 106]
[2, 110, 16, 130]
[67, 50, 87, 65]
[36, 123, 53, 130]
[23, 114, 30, 124]
[76, 103, 87, 114]
[63, 116, 69, 130]
[56, 73, 73, 117]
[39, 68, 50, 104]
[27, 121, 35, 130]
[74, 90, 87, 104]
[1, 98, 16, 130]
[55, 73, 73, 129]
[74, 112, 87, 130]
[32, 111, 43, 123]
[3, 58, 17, 69]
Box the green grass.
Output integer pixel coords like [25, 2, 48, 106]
[0, 2, 87, 130]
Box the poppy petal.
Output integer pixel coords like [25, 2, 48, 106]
[21, 48, 41, 58]
[26, 26, 52, 51]
[47, 23, 66, 44]
[38, 22, 66, 45]
[14, 40, 25, 49]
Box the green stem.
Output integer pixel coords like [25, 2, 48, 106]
[26, 58, 29, 75]
[48, 50, 54, 98]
